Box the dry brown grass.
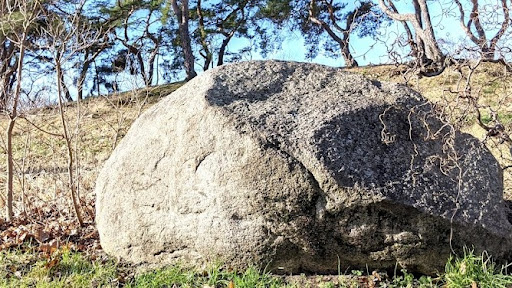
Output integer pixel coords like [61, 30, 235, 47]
[0, 83, 182, 221]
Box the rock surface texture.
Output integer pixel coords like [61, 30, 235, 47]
[95, 61, 512, 275]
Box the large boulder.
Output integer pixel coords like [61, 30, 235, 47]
[95, 61, 512, 275]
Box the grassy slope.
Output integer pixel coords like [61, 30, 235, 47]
[1, 63, 510, 214]
[0, 63, 511, 287]
[0, 83, 182, 219]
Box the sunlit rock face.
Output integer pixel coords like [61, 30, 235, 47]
[95, 61, 511, 275]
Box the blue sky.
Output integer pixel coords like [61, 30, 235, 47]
[246, 0, 510, 67]
[220, 0, 473, 68]
[31, 0, 512, 103]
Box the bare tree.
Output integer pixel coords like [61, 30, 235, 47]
[307, 0, 367, 67]
[113, 4, 162, 86]
[76, 21, 112, 100]
[453, 0, 510, 61]
[379, 0, 445, 75]
[194, 0, 256, 70]
[36, 0, 108, 226]
[1, 0, 41, 221]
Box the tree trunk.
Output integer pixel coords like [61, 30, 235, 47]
[60, 66, 73, 101]
[378, 0, 445, 75]
[5, 31, 27, 221]
[77, 51, 90, 100]
[197, 0, 212, 71]
[171, 0, 197, 80]
[308, 0, 359, 68]
[341, 11, 359, 68]
[378, 0, 444, 62]
[6, 118, 15, 221]
[135, 50, 150, 86]
[341, 45, 358, 67]
[147, 47, 158, 85]
[146, 33, 160, 85]
[0, 41, 16, 112]
[217, 36, 231, 67]
[416, 0, 442, 62]
[454, 0, 509, 61]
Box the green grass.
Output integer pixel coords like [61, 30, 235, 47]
[386, 269, 437, 288]
[0, 247, 286, 288]
[480, 112, 512, 125]
[2, 247, 512, 287]
[127, 264, 286, 288]
[0, 247, 118, 288]
[444, 249, 512, 288]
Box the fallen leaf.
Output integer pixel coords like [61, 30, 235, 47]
[1, 229, 15, 240]
[84, 230, 98, 239]
[471, 281, 478, 288]
[372, 270, 381, 281]
[40, 239, 59, 256]
[34, 227, 51, 243]
[228, 281, 235, 288]
[17, 230, 28, 242]
[358, 276, 369, 287]
[45, 258, 60, 269]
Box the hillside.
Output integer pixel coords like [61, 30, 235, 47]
[0, 62, 510, 286]
[0, 83, 182, 226]
[0, 64, 510, 226]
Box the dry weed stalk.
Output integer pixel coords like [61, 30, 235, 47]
[30, 0, 112, 226]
